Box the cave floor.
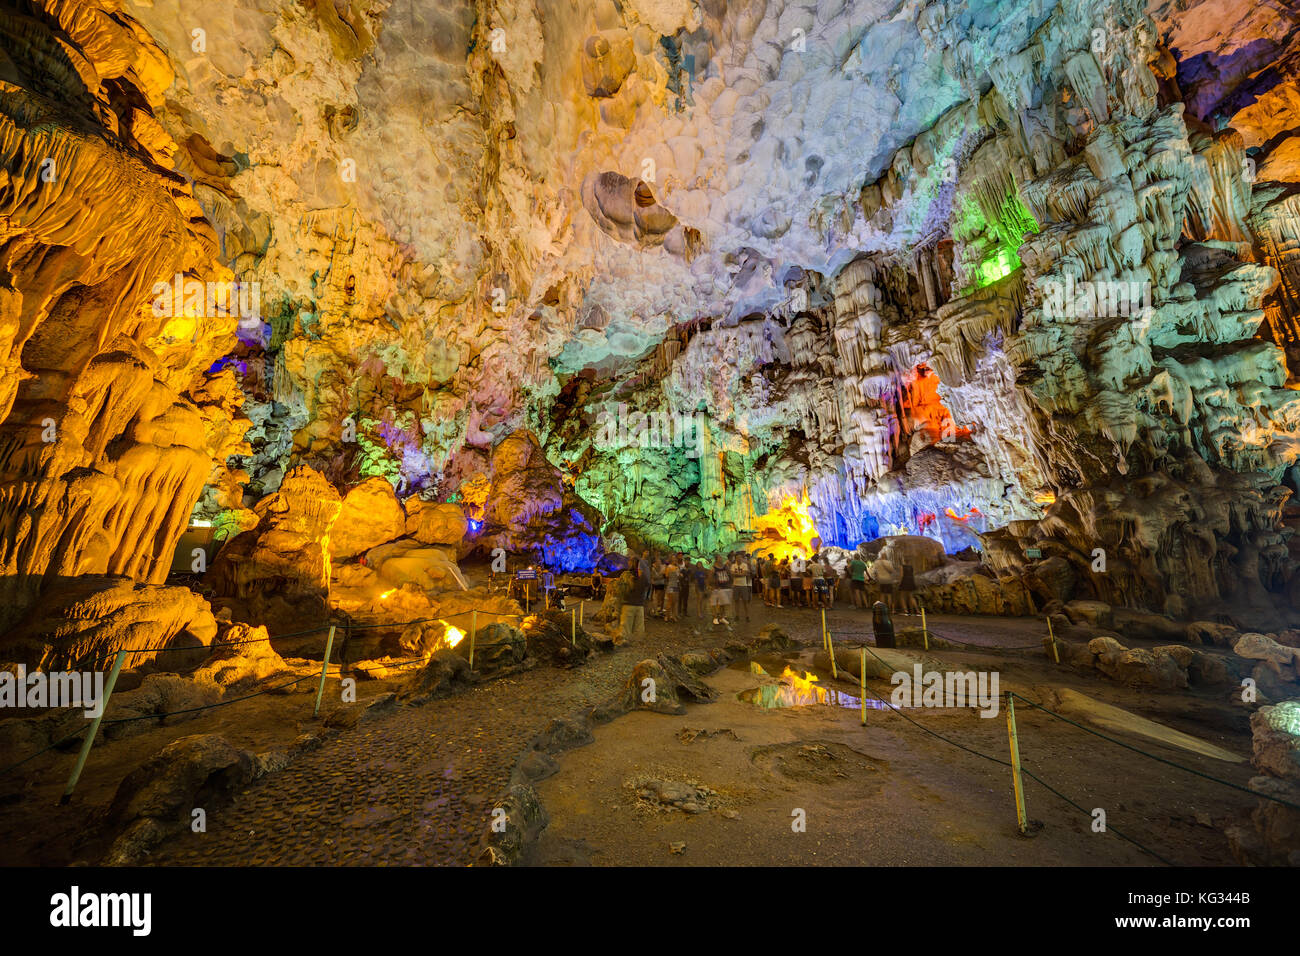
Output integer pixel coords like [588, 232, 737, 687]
[0, 602, 1259, 867]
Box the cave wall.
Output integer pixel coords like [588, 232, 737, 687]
[2, 0, 1298, 624]
[0, 0, 247, 628]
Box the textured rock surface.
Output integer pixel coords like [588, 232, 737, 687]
[1226, 700, 1300, 865]
[205, 465, 342, 630]
[0, 0, 1298, 647]
[330, 476, 406, 559]
[3, 576, 217, 670]
[0, 1, 245, 631]
[105, 733, 255, 865]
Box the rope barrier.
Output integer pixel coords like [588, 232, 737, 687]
[1009, 692, 1300, 812]
[99, 671, 322, 724]
[1016, 765, 1176, 866]
[821, 627, 1043, 652]
[848, 642, 1175, 865]
[0, 726, 89, 778]
[923, 627, 1044, 651]
[0, 617, 563, 779]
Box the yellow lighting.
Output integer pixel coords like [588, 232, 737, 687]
[1033, 491, 1056, 504]
[751, 492, 821, 561]
[774, 666, 833, 706]
[442, 625, 465, 649]
[379, 589, 395, 600]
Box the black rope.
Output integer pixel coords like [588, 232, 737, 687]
[1010, 692, 1300, 812]
[850, 643, 1175, 865]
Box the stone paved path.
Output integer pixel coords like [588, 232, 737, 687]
[146, 607, 1047, 866]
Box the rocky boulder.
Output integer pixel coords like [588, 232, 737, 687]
[206, 466, 342, 631]
[1234, 633, 1300, 667]
[521, 611, 602, 667]
[330, 477, 406, 559]
[365, 540, 468, 592]
[100, 675, 223, 741]
[1233, 634, 1300, 700]
[1065, 600, 1114, 630]
[2, 576, 218, 671]
[918, 565, 1034, 615]
[404, 500, 469, 546]
[1186, 621, 1240, 647]
[614, 654, 718, 715]
[1250, 700, 1300, 783]
[477, 784, 548, 866]
[105, 734, 255, 865]
[190, 622, 290, 689]
[1086, 637, 1193, 690]
[1023, 555, 1076, 604]
[462, 622, 527, 671]
[1227, 700, 1300, 866]
[401, 648, 476, 700]
[879, 535, 946, 572]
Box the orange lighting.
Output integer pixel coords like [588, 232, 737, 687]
[902, 363, 971, 445]
[442, 625, 465, 649]
[1034, 491, 1056, 504]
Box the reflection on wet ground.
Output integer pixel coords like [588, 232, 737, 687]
[738, 661, 889, 710]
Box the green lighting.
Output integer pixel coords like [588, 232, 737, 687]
[976, 246, 1018, 287]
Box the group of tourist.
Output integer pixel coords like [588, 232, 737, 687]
[607, 548, 922, 644]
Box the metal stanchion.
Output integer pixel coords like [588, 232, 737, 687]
[1005, 692, 1029, 835]
[469, 610, 477, 669]
[859, 648, 867, 726]
[313, 626, 336, 718]
[60, 649, 127, 804]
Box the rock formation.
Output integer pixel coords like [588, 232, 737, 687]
[1, 0, 1299, 660]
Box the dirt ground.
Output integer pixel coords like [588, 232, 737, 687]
[0, 591, 1267, 867]
[527, 629, 1261, 867]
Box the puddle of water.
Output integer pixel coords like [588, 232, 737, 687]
[738, 663, 889, 711]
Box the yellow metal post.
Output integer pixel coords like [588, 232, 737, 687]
[1005, 692, 1029, 835]
[821, 609, 827, 652]
[469, 610, 477, 669]
[859, 648, 867, 726]
[580, 601, 584, 626]
[313, 626, 336, 718]
[571, 607, 576, 645]
[921, 606, 929, 650]
[1046, 615, 1060, 664]
[826, 628, 838, 679]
